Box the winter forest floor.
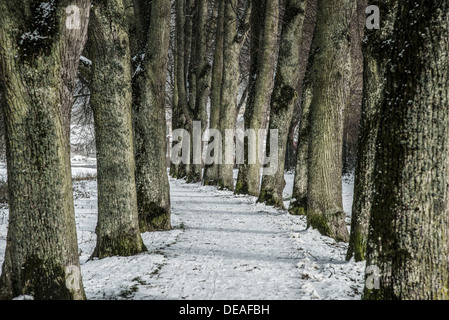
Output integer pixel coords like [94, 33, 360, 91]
[0, 161, 365, 300]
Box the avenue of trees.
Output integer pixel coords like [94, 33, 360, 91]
[0, 0, 448, 300]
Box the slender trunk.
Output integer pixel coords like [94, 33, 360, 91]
[133, 0, 172, 232]
[288, 27, 315, 216]
[217, 0, 250, 190]
[203, 0, 225, 186]
[188, 0, 211, 183]
[89, 0, 146, 258]
[258, 0, 307, 208]
[0, 0, 90, 300]
[235, 0, 279, 197]
[306, 0, 355, 242]
[364, 1, 449, 300]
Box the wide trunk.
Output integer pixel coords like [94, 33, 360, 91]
[305, 0, 355, 242]
[364, 1, 449, 300]
[89, 0, 146, 258]
[0, 0, 90, 300]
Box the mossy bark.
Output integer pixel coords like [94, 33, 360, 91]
[346, 1, 397, 262]
[89, 0, 146, 258]
[0, 0, 90, 300]
[258, 0, 307, 209]
[305, 0, 355, 242]
[235, 0, 278, 197]
[364, 1, 449, 300]
[203, 0, 225, 186]
[132, 0, 172, 232]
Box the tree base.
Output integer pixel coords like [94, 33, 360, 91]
[307, 208, 349, 242]
[92, 234, 147, 259]
[288, 198, 308, 215]
[139, 205, 172, 233]
[257, 189, 285, 209]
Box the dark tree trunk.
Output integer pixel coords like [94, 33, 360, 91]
[258, 0, 307, 208]
[346, 0, 393, 262]
[133, 0, 172, 232]
[364, 1, 449, 300]
[203, 0, 225, 186]
[235, 0, 279, 197]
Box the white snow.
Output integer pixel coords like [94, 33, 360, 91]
[0, 163, 365, 300]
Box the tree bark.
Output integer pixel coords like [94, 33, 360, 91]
[188, 0, 211, 183]
[305, 0, 355, 242]
[364, 1, 449, 300]
[346, 0, 395, 262]
[258, 0, 307, 208]
[133, 0, 172, 232]
[235, 0, 279, 197]
[0, 0, 90, 300]
[203, 0, 225, 186]
[89, 0, 146, 258]
[217, 0, 251, 191]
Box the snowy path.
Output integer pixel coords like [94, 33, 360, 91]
[0, 167, 366, 300]
[138, 181, 303, 300]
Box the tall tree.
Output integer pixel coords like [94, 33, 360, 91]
[364, 1, 449, 300]
[89, 0, 146, 258]
[235, 0, 279, 197]
[217, 0, 251, 191]
[132, 0, 172, 232]
[188, 0, 211, 183]
[0, 0, 90, 299]
[346, 0, 393, 262]
[288, 0, 317, 216]
[171, 0, 195, 180]
[203, 0, 225, 186]
[303, 0, 355, 241]
[258, 0, 307, 208]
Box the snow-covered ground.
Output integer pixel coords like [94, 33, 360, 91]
[0, 162, 365, 300]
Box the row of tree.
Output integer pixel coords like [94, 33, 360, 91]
[170, 0, 449, 299]
[0, 0, 448, 300]
[0, 0, 174, 300]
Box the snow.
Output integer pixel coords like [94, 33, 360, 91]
[0, 163, 365, 300]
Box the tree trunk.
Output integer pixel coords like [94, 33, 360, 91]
[235, 0, 279, 197]
[346, 0, 394, 262]
[364, 1, 449, 300]
[288, 0, 317, 215]
[89, 0, 146, 258]
[133, 0, 172, 232]
[288, 64, 313, 216]
[305, 0, 354, 242]
[258, 0, 307, 208]
[0, 0, 90, 300]
[203, 0, 225, 186]
[188, 0, 211, 183]
[217, 0, 250, 191]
